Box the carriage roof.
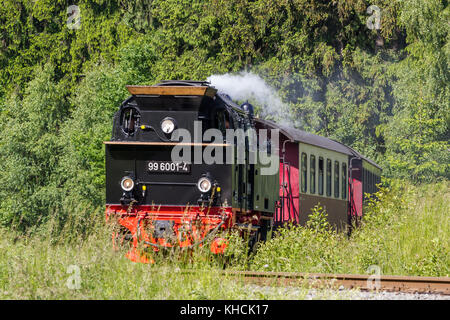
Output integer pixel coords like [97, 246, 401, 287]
[254, 118, 381, 169]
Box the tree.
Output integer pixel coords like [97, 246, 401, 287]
[384, 0, 449, 180]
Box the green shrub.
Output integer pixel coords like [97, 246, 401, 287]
[252, 181, 449, 277]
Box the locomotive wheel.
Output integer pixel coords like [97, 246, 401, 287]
[248, 219, 271, 254]
[248, 230, 261, 255]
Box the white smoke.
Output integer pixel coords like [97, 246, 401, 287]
[207, 72, 293, 126]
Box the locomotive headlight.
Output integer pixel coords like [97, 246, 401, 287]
[160, 118, 176, 134]
[197, 177, 212, 193]
[121, 177, 134, 192]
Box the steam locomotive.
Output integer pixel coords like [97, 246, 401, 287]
[105, 80, 381, 262]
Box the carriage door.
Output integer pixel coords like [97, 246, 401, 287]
[349, 158, 363, 218]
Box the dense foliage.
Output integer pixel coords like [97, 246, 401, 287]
[0, 0, 448, 229]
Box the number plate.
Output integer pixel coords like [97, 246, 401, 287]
[147, 161, 191, 174]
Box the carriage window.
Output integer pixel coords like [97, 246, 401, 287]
[364, 169, 367, 194]
[372, 172, 375, 193]
[310, 155, 316, 194]
[371, 172, 375, 193]
[342, 163, 347, 199]
[364, 169, 368, 198]
[326, 159, 332, 197]
[363, 169, 366, 194]
[362, 169, 365, 196]
[334, 161, 340, 198]
[301, 153, 307, 193]
[120, 107, 140, 135]
[318, 157, 324, 195]
[370, 172, 374, 193]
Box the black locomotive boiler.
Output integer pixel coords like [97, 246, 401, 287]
[105, 80, 381, 262]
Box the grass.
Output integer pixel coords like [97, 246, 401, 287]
[0, 224, 334, 299]
[251, 180, 449, 277]
[0, 180, 448, 299]
[0, 213, 314, 299]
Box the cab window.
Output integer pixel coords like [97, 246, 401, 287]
[224, 110, 232, 129]
[215, 109, 226, 134]
[120, 107, 140, 135]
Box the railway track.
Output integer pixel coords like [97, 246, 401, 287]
[219, 271, 450, 295]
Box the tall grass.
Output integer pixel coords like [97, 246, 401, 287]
[0, 181, 447, 299]
[0, 207, 319, 299]
[252, 180, 449, 277]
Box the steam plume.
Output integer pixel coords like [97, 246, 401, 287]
[207, 72, 293, 126]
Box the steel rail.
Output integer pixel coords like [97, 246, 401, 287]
[213, 271, 450, 295]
